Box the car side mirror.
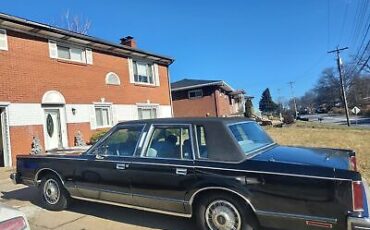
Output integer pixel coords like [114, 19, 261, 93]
[94, 144, 109, 156]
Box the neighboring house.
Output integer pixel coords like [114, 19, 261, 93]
[171, 79, 247, 118]
[0, 13, 173, 167]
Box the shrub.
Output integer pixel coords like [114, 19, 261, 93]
[283, 112, 295, 124]
[90, 129, 109, 144]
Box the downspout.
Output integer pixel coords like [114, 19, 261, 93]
[166, 66, 174, 117]
[213, 88, 219, 117]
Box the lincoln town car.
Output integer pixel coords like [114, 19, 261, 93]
[10, 118, 370, 230]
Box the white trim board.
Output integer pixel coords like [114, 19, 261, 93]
[7, 103, 172, 127]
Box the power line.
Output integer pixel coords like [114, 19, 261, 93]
[338, 2, 349, 45]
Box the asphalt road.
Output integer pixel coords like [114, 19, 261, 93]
[299, 113, 370, 128]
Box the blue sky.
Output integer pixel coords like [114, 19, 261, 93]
[0, 0, 364, 105]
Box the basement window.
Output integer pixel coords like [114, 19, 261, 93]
[188, 89, 203, 99]
[95, 105, 112, 128]
[138, 106, 158, 119]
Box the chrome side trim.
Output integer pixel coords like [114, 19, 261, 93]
[195, 165, 352, 181]
[256, 210, 338, 224]
[189, 187, 256, 212]
[70, 195, 192, 218]
[34, 168, 65, 185]
[28, 160, 351, 181]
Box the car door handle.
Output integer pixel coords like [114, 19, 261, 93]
[95, 155, 105, 160]
[176, 168, 187, 176]
[116, 163, 128, 170]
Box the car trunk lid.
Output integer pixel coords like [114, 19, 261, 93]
[251, 145, 355, 170]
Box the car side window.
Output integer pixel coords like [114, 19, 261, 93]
[195, 125, 208, 159]
[94, 126, 143, 157]
[144, 126, 193, 160]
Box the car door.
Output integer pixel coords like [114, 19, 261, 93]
[73, 124, 145, 205]
[129, 124, 197, 214]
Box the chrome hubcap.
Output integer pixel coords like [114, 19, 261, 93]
[205, 200, 241, 230]
[43, 179, 60, 205]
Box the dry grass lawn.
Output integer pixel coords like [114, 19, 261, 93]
[265, 122, 370, 181]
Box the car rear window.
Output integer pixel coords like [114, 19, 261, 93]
[229, 122, 273, 155]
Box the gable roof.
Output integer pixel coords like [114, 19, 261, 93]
[0, 12, 173, 65]
[171, 78, 234, 92]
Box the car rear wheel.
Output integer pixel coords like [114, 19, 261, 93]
[196, 193, 257, 230]
[39, 174, 70, 211]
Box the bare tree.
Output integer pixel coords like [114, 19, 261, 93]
[57, 10, 91, 35]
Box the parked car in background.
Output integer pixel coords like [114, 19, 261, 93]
[11, 118, 370, 230]
[0, 203, 30, 230]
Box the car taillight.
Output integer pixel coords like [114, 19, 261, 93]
[349, 156, 357, 171]
[0, 216, 27, 230]
[352, 181, 364, 212]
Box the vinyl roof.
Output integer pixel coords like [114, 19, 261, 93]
[118, 117, 254, 125]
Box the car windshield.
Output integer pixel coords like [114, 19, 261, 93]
[229, 122, 274, 155]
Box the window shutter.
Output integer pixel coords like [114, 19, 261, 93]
[0, 29, 8, 51]
[48, 40, 57, 58]
[128, 58, 135, 83]
[90, 106, 97, 130]
[85, 48, 93, 64]
[153, 64, 160, 86]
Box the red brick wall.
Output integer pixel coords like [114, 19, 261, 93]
[0, 30, 172, 166]
[172, 86, 216, 117]
[215, 89, 232, 117]
[172, 86, 233, 117]
[0, 30, 171, 105]
[66, 122, 93, 146]
[9, 125, 44, 163]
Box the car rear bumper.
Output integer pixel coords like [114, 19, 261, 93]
[348, 180, 370, 230]
[348, 217, 370, 230]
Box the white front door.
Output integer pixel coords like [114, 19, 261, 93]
[44, 109, 62, 150]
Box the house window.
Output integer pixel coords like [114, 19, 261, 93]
[0, 29, 8, 51]
[57, 45, 84, 62]
[105, 72, 121, 85]
[49, 40, 93, 64]
[133, 61, 154, 84]
[95, 106, 112, 128]
[138, 106, 157, 119]
[188, 89, 203, 99]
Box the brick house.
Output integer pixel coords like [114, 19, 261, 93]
[0, 13, 174, 167]
[171, 79, 247, 117]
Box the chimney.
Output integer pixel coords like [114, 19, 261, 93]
[120, 36, 136, 48]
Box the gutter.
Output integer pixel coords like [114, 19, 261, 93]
[0, 12, 174, 65]
[172, 80, 234, 92]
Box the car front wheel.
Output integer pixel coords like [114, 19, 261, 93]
[39, 174, 70, 211]
[196, 193, 257, 230]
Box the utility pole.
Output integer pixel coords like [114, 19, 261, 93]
[328, 46, 350, 126]
[288, 81, 298, 118]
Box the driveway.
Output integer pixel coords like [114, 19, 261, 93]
[0, 168, 195, 230]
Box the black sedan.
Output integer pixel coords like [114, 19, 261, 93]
[11, 118, 370, 230]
